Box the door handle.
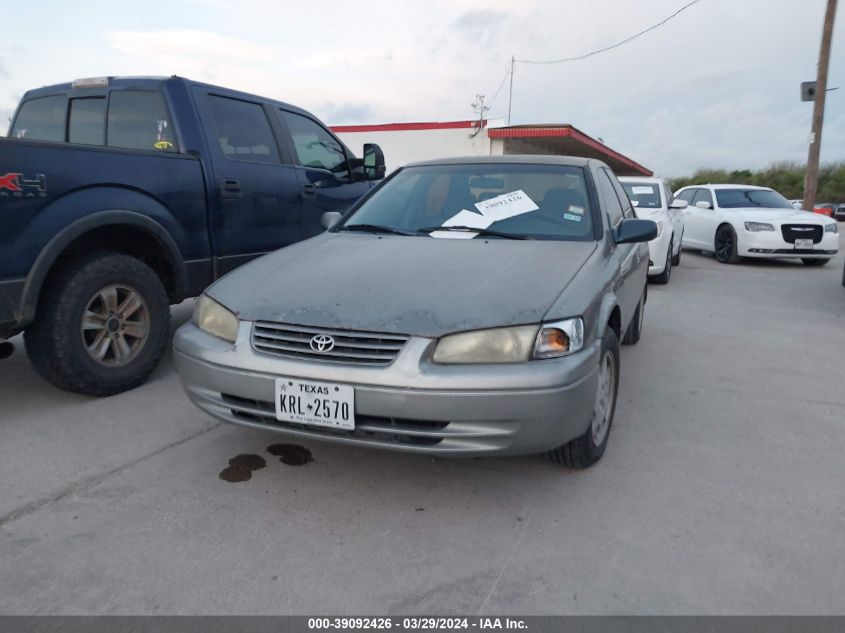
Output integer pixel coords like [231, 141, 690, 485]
[221, 179, 241, 199]
[302, 183, 317, 198]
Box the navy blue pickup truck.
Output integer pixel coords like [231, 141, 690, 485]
[0, 76, 385, 395]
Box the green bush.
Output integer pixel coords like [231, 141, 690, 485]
[668, 162, 845, 203]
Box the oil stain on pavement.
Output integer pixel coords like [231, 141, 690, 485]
[267, 444, 313, 466]
[218, 454, 267, 482]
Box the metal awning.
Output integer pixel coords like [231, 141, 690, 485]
[488, 124, 652, 177]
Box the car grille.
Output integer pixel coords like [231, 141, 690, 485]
[221, 394, 447, 447]
[252, 322, 409, 366]
[781, 224, 823, 244]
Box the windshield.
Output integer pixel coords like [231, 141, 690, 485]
[342, 164, 595, 241]
[621, 181, 662, 209]
[715, 188, 793, 209]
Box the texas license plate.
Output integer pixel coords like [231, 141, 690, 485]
[275, 377, 355, 430]
[795, 238, 813, 250]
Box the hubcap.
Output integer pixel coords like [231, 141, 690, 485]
[591, 351, 616, 446]
[80, 284, 150, 367]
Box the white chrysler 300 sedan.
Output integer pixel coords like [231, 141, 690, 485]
[674, 184, 838, 265]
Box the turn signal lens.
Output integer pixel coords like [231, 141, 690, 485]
[534, 318, 584, 359]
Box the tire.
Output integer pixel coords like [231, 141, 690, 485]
[622, 291, 645, 345]
[652, 240, 673, 285]
[24, 252, 170, 396]
[801, 258, 830, 266]
[547, 327, 620, 469]
[714, 224, 741, 264]
[671, 238, 682, 266]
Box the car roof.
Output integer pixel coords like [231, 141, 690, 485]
[406, 155, 597, 168]
[678, 183, 772, 191]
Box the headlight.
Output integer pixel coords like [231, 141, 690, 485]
[534, 318, 584, 359]
[824, 223, 838, 234]
[433, 325, 538, 364]
[745, 221, 774, 232]
[193, 294, 239, 343]
[432, 318, 586, 364]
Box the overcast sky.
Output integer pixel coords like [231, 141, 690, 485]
[1, 0, 842, 176]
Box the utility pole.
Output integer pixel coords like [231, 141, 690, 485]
[804, 0, 837, 211]
[507, 55, 515, 125]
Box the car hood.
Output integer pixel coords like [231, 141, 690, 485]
[208, 233, 597, 337]
[727, 208, 833, 224]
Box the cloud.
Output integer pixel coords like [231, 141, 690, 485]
[320, 102, 378, 124]
[105, 29, 277, 65]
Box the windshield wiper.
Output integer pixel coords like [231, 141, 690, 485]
[418, 225, 533, 240]
[340, 223, 418, 236]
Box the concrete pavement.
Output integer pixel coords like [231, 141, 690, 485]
[1, 235, 844, 614]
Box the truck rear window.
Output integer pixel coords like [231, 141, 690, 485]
[69, 97, 107, 145]
[10, 95, 66, 142]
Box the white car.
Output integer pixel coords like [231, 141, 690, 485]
[674, 184, 839, 266]
[619, 176, 686, 284]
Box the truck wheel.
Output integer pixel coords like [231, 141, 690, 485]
[547, 326, 620, 469]
[24, 253, 170, 396]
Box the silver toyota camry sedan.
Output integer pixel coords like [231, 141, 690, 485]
[174, 156, 656, 468]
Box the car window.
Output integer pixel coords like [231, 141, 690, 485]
[10, 95, 66, 142]
[344, 164, 595, 241]
[664, 184, 674, 205]
[676, 188, 696, 203]
[107, 91, 178, 152]
[279, 110, 347, 172]
[621, 181, 662, 209]
[715, 188, 794, 209]
[207, 95, 280, 164]
[598, 170, 625, 227]
[68, 97, 107, 145]
[691, 188, 714, 207]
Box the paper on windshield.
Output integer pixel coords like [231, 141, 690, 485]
[474, 190, 539, 221]
[631, 186, 654, 194]
[429, 209, 493, 239]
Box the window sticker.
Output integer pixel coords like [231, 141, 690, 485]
[568, 205, 584, 215]
[631, 186, 655, 194]
[154, 140, 174, 150]
[563, 213, 582, 222]
[474, 189, 538, 221]
[430, 209, 493, 239]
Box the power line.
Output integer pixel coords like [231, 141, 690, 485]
[484, 62, 513, 112]
[516, 0, 701, 65]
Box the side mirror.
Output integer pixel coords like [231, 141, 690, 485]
[615, 218, 658, 244]
[363, 143, 386, 181]
[321, 211, 343, 230]
[669, 199, 688, 210]
[695, 200, 712, 209]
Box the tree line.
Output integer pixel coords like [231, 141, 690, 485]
[667, 162, 845, 204]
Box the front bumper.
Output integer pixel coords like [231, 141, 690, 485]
[739, 230, 838, 259]
[173, 321, 600, 457]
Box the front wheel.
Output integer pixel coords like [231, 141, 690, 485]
[714, 224, 741, 264]
[24, 252, 171, 396]
[802, 258, 830, 266]
[547, 327, 620, 469]
[652, 240, 673, 285]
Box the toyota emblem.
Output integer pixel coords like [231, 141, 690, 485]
[310, 334, 335, 353]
